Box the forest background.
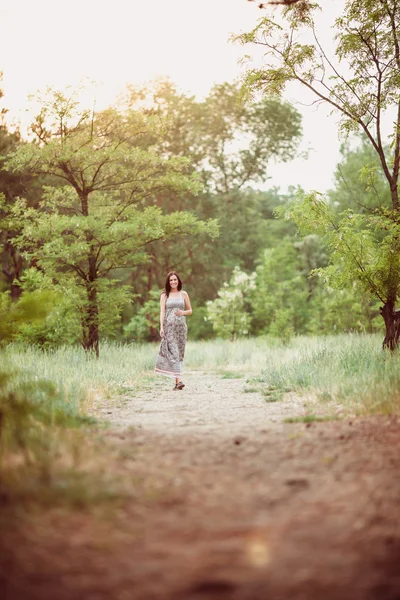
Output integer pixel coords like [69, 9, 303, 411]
[2, 0, 400, 357]
[0, 78, 386, 349]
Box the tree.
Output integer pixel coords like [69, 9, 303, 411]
[236, 0, 400, 348]
[328, 135, 392, 214]
[251, 235, 328, 338]
[6, 88, 218, 356]
[206, 266, 256, 340]
[0, 83, 42, 299]
[124, 80, 302, 314]
[246, 231, 380, 338]
[248, 0, 306, 7]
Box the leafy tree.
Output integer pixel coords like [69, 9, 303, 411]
[206, 266, 256, 340]
[236, 0, 400, 348]
[250, 232, 380, 338]
[0, 117, 42, 299]
[248, 0, 306, 7]
[6, 88, 217, 356]
[307, 286, 382, 334]
[0, 286, 59, 344]
[125, 81, 302, 311]
[251, 235, 327, 338]
[123, 289, 160, 342]
[328, 136, 392, 214]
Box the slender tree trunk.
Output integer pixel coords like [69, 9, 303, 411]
[79, 192, 100, 357]
[380, 300, 400, 350]
[81, 244, 100, 357]
[2, 243, 23, 300]
[82, 282, 100, 357]
[10, 282, 22, 301]
[381, 183, 400, 349]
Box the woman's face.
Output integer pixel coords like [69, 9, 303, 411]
[169, 275, 179, 289]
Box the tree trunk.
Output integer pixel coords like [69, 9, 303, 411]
[2, 243, 23, 300]
[82, 263, 100, 357]
[380, 301, 400, 350]
[82, 284, 100, 357]
[147, 316, 159, 342]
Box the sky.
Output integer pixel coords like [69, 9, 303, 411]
[0, 0, 346, 193]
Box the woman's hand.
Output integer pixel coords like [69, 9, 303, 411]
[160, 327, 165, 338]
[175, 310, 185, 316]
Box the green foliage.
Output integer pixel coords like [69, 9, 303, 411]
[284, 415, 337, 424]
[236, 1, 400, 344]
[235, 0, 400, 146]
[251, 333, 400, 414]
[283, 191, 400, 304]
[251, 237, 315, 339]
[5, 87, 218, 353]
[307, 287, 383, 335]
[0, 292, 96, 500]
[123, 289, 160, 341]
[206, 266, 256, 340]
[15, 295, 81, 348]
[125, 80, 302, 309]
[187, 303, 214, 341]
[0, 289, 59, 343]
[328, 137, 392, 214]
[133, 80, 302, 193]
[0, 124, 41, 298]
[0, 370, 87, 455]
[237, 231, 381, 339]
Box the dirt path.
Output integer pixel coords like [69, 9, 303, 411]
[2, 372, 400, 600]
[100, 370, 310, 433]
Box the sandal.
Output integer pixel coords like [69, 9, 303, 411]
[176, 382, 185, 390]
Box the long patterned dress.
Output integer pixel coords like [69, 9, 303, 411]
[155, 294, 188, 379]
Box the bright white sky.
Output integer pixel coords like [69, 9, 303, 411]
[0, 0, 346, 193]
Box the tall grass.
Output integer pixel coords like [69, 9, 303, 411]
[5, 341, 157, 412]
[1, 342, 156, 501]
[5, 334, 400, 418]
[185, 336, 307, 374]
[246, 334, 400, 414]
[186, 334, 400, 414]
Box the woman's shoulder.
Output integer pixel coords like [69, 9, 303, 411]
[160, 290, 167, 299]
[181, 290, 189, 296]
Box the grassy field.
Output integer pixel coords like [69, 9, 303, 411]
[4, 333, 400, 415]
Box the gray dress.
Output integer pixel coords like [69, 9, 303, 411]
[155, 294, 188, 379]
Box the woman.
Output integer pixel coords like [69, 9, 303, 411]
[154, 271, 192, 390]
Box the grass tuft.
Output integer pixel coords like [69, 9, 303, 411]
[220, 371, 244, 379]
[284, 414, 338, 424]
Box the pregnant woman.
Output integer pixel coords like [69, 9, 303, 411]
[154, 271, 192, 390]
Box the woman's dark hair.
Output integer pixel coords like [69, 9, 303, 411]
[164, 271, 182, 297]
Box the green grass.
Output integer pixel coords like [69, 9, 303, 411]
[246, 333, 400, 415]
[6, 334, 400, 417]
[284, 414, 338, 424]
[4, 341, 157, 412]
[219, 371, 244, 379]
[186, 334, 400, 414]
[185, 338, 278, 373]
[1, 342, 157, 503]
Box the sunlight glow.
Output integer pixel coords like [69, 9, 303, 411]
[0, 0, 346, 191]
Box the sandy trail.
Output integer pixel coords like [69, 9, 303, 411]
[101, 370, 309, 433]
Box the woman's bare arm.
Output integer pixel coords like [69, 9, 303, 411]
[182, 291, 193, 316]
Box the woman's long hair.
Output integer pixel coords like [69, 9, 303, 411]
[164, 271, 182, 298]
